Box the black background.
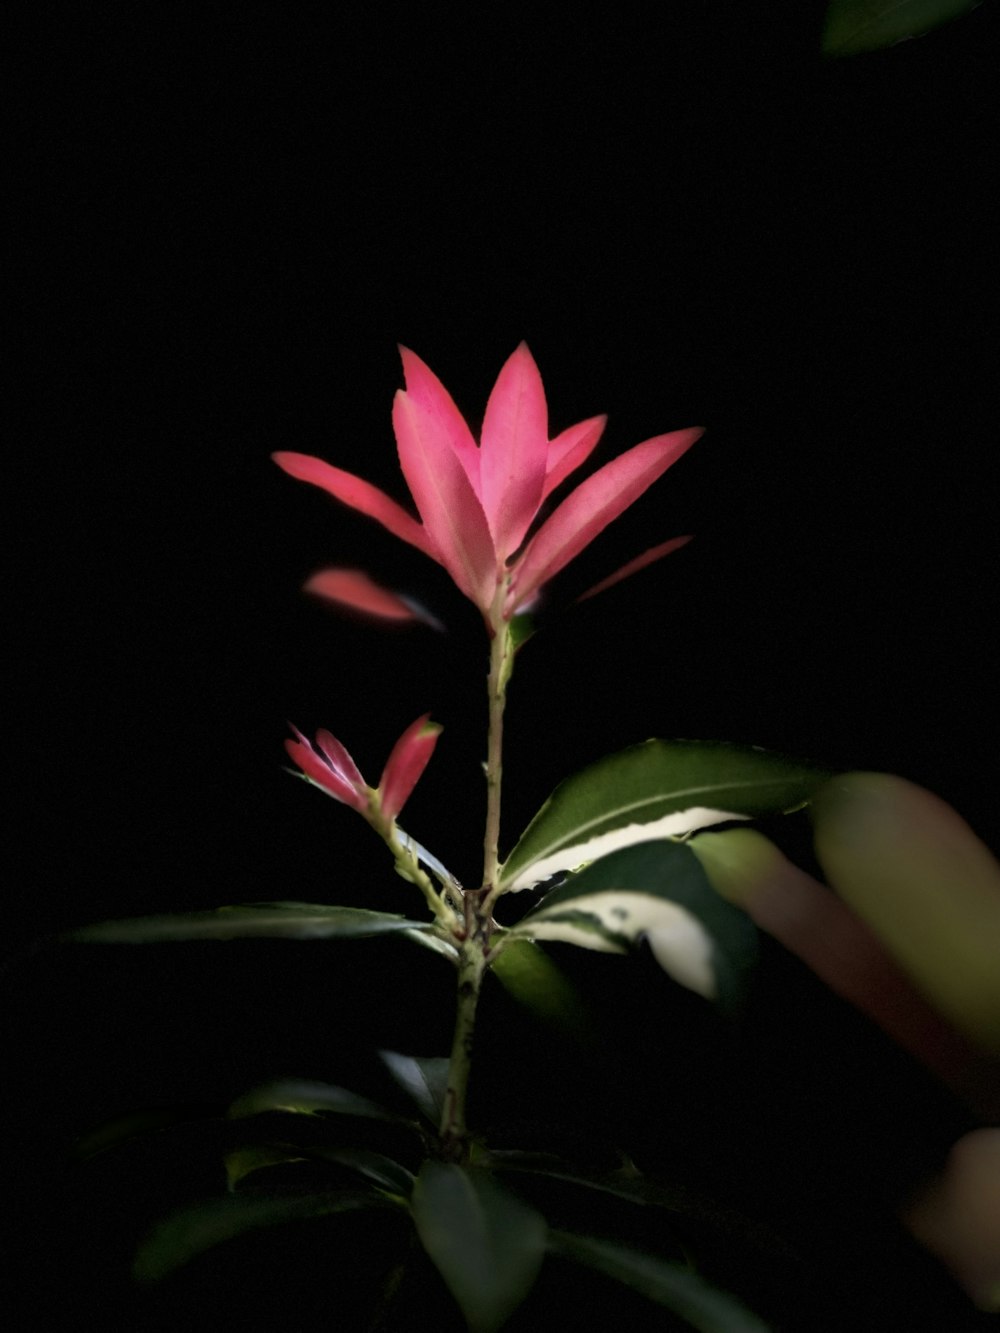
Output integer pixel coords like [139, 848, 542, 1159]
[7, 4, 998, 1328]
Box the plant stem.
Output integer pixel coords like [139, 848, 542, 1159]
[482, 613, 514, 897]
[439, 606, 514, 1159]
[439, 917, 488, 1161]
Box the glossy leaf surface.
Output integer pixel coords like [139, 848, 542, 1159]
[500, 740, 827, 893]
[379, 1051, 450, 1125]
[228, 1079, 401, 1123]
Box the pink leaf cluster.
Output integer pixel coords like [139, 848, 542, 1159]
[275, 344, 701, 628]
[286, 714, 441, 822]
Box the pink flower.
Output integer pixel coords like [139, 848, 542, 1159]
[285, 714, 441, 822]
[274, 345, 701, 627]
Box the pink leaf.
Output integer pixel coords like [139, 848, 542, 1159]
[378, 714, 442, 821]
[577, 535, 693, 602]
[304, 568, 440, 627]
[542, 415, 607, 500]
[272, 452, 436, 559]
[479, 343, 549, 555]
[510, 427, 702, 612]
[314, 728, 365, 789]
[393, 391, 498, 610]
[284, 731, 366, 811]
[399, 346, 481, 492]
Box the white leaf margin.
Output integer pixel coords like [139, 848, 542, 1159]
[508, 888, 718, 998]
[502, 806, 749, 894]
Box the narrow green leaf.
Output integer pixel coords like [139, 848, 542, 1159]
[496, 1158, 793, 1258]
[494, 1157, 690, 1213]
[133, 1190, 394, 1281]
[550, 1231, 771, 1332]
[228, 1078, 401, 1123]
[70, 902, 438, 944]
[510, 841, 757, 1008]
[500, 740, 827, 893]
[822, 0, 979, 55]
[412, 1162, 547, 1333]
[318, 1146, 415, 1195]
[225, 1144, 309, 1191]
[378, 1051, 450, 1125]
[224, 1142, 414, 1195]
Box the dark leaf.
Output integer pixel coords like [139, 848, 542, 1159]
[412, 1162, 547, 1333]
[228, 1078, 401, 1123]
[133, 1190, 396, 1281]
[822, 0, 979, 55]
[550, 1231, 771, 1332]
[379, 1051, 450, 1125]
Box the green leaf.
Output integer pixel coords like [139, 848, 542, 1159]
[319, 1146, 415, 1195]
[510, 841, 757, 1008]
[412, 1162, 547, 1333]
[509, 611, 536, 651]
[133, 1190, 395, 1281]
[69, 902, 439, 944]
[228, 1078, 401, 1123]
[822, 0, 979, 55]
[224, 1144, 309, 1190]
[225, 1143, 414, 1195]
[500, 740, 827, 894]
[495, 1157, 792, 1257]
[550, 1232, 771, 1332]
[378, 1051, 450, 1125]
[490, 938, 593, 1044]
[493, 1156, 691, 1214]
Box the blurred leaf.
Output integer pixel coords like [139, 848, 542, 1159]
[69, 902, 440, 944]
[133, 1190, 395, 1281]
[228, 1078, 402, 1123]
[550, 1232, 771, 1332]
[490, 938, 593, 1043]
[496, 1156, 794, 1261]
[822, 0, 979, 55]
[813, 772, 1000, 1052]
[378, 1051, 450, 1125]
[493, 1155, 690, 1213]
[501, 740, 826, 893]
[510, 841, 757, 1008]
[412, 1162, 547, 1333]
[73, 1105, 218, 1161]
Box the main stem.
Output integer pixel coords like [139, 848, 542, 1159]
[439, 610, 513, 1162]
[482, 610, 513, 897]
